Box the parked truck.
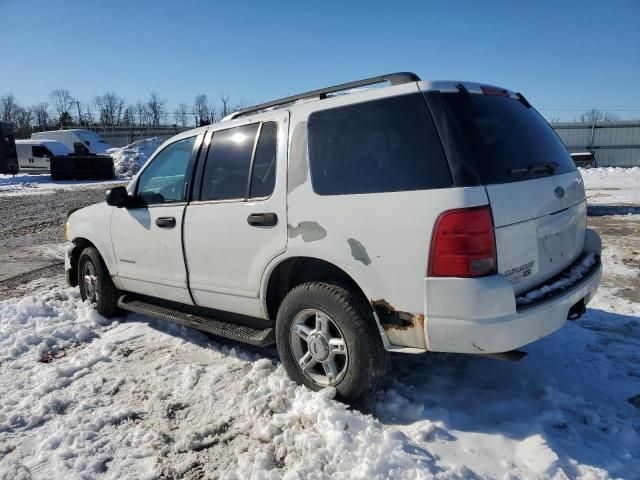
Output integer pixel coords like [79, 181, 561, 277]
[28, 130, 115, 180]
[31, 129, 114, 154]
[15, 139, 72, 173]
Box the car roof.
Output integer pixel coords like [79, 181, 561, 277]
[155, 76, 517, 154]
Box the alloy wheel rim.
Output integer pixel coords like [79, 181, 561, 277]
[82, 261, 99, 302]
[290, 308, 348, 387]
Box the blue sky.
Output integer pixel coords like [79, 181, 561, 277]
[2, 0, 639, 120]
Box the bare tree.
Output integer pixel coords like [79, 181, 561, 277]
[219, 94, 231, 119]
[49, 89, 75, 126]
[147, 93, 166, 127]
[0, 94, 19, 122]
[208, 99, 218, 123]
[194, 94, 209, 125]
[122, 105, 136, 126]
[135, 101, 148, 126]
[82, 103, 94, 126]
[578, 108, 617, 124]
[232, 98, 248, 113]
[94, 92, 125, 126]
[174, 103, 189, 127]
[13, 106, 33, 130]
[32, 102, 50, 130]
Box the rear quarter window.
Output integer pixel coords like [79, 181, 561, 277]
[308, 93, 451, 195]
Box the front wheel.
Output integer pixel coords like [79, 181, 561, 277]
[276, 282, 388, 405]
[78, 247, 119, 318]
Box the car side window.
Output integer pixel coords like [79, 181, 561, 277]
[73, 142, 90, 154]
[137, 136, 196, 205]
[32, 146, 50, 157]
[249, 122, 277, 198]
[308, 93, 451, 195]
[200, 124, 259, 201]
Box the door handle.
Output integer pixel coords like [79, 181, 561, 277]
[156, 216, 176, 228]
[247, 213, 278, 227]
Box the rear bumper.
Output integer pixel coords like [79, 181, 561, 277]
[424, 229, 602, 354]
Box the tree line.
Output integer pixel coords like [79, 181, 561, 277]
[1, 89, 623, 131]
[0, 89, 248, 131]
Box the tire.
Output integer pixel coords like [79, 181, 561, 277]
[77, 247, 120, 318]
[276, 282, 388, 405]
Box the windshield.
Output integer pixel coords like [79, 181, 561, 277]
[43, 141, 72, 155]
[426, 92, 575, 185]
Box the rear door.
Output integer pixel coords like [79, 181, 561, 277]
[183, 113, 288, 318]
[427, 90, 586, 294]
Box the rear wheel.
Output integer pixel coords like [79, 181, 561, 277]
[276, 282, 388, 405]
[78, 247, 119, 318]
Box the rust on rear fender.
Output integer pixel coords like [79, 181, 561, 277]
[371, 299, 426, 349]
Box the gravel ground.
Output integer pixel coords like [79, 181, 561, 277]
[0, 185, 124, 299]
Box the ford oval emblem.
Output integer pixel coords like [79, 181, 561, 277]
[554, 186, 565, 198]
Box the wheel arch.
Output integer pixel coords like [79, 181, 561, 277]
[68, 237, 115, 286]
[260, 255, 399, 349]
[261, 254, 428, 352]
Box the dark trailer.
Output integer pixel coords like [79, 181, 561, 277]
[0, 122, 19, 175]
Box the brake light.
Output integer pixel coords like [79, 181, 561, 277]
[480, 86, 509, 96]
[428, 206, 497, 277]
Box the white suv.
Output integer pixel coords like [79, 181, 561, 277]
[65, 73, 602, 404]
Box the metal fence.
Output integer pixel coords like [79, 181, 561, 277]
[550, 120, 640, 167]
[90, 126, 190, 147]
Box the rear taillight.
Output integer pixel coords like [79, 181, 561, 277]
[428, 205, 497, 277]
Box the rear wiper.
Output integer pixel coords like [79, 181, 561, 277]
[455, 83, 473, 103]
[507, 162, 558, 176]
[515, 92, 532, 108]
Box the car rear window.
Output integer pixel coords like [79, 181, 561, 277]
[429, 92, 575, 185]
[308, 93, 452, 195]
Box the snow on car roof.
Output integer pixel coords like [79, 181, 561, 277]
[16, 139, 72, 155]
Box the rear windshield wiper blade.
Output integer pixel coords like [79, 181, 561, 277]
[507, 162, 558, 176]
[455, 83, 473, 103]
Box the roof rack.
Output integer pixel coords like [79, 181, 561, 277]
[224, 72, 421, 121]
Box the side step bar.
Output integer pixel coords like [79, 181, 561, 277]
[117, 295, 275, 347]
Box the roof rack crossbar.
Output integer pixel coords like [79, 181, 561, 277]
[225, 72, 421, 120]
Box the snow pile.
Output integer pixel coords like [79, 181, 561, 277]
[107, 137, 163, 178]
[517, 253, 597, 306]
[580, 166, 640, 206]
[0, 279, 638, 478]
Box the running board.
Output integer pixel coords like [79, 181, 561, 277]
[117, 296, 275, 347]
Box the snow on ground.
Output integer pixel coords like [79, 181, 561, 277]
[580, 167, 640, 207]
[0, 265, 639, 478]
[0, 174, 121, 197]
[107, 137, 163, 178]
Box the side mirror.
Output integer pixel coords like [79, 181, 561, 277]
[106, 186, 130, 208]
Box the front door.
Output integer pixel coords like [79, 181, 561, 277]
[183, 114, 288, 318]
[111, 134, 201, 304]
